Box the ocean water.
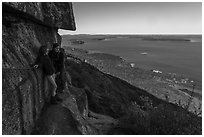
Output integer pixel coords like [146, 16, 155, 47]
[63, 35, 202, 82]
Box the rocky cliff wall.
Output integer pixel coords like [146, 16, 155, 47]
[3, 2, 76, 30]
[2, 2, 201, 135]
[2, 2, 75, 134]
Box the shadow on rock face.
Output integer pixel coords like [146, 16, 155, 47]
[32, 104, 81, 135]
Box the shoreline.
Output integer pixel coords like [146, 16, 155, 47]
[64, 45, 201, 88]
[62, 34, 202, 83]
[63, 45, 201, 91]
[63, 45, 202, 114]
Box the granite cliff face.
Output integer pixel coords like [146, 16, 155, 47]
[2, 2, 201, 135]
[3, 2, 76, 30]
[2, 2, 75, 134]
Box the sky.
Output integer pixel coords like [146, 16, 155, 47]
[58, 2, 202, 35]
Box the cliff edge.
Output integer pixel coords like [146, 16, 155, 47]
[2, 2, 201, 135]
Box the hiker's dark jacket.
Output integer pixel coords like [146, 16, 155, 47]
[48, 48, 65, 74]
[35, 54, 55, 75]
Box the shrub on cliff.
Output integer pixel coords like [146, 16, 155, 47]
[110, 101, 201, 135]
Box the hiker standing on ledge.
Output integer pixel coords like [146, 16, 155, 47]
[33, 46, 57, 103]
[49, 43, 65, 92]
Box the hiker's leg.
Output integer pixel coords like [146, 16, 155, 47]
[47, 75, 57, 96]
[59, 70, 66, 90]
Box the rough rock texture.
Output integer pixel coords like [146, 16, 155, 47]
[3, 2, 76, 30]
[32, 73, 118, 135]
[2, 2, 202, 135]
[2, 2, 75, 135]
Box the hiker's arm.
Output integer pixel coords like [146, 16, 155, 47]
[60, 54, 65, 66]
[59, 55, 65, 73]
[59, 49, 65, 66]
